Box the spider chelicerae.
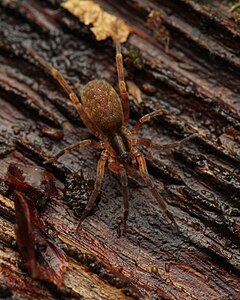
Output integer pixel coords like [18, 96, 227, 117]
[28, 40, 195, 234]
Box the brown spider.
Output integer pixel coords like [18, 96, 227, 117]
[28, 41, 195, 234]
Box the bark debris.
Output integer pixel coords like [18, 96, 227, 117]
[0, 0, 239, 299]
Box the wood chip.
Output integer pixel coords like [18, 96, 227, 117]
[61, 0, 130, 42]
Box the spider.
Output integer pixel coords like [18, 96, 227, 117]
[28, 40, 195, 234]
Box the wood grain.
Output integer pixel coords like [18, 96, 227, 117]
[0, 1, 239, 299]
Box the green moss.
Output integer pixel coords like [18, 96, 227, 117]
[125, 49, 144, 70]
[229, 2, 240, 12]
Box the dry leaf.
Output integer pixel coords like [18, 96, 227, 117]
[127, 81, 143, 104]
[61, 0, 130, 42]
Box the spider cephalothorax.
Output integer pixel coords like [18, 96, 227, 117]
[28, 40, 195, 234]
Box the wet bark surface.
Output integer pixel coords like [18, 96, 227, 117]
[0, 0, 239, 299]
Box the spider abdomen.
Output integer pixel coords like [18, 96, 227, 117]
[81, 79, 123, 134]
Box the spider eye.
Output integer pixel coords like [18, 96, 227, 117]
[121, 152, 128, 159]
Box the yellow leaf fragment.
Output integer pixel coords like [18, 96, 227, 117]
[127, 81, 143, 104]
[61, 0, 130, 42]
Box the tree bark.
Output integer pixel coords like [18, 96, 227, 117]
[0, 0, 239, 299]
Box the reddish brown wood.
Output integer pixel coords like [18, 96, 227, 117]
[0, 1, 239, 299]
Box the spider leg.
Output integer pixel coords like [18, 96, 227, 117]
[27, 47, 101, 138]
[71, 80, 81, 96]
[133, 147, 179, 231]
[108, 158, 129, 235]
[131, 110, 164, 134]
[44, 139, 104, 164]
[76, 150, 108, 234]
[116, 40, 129, 126]
[120, 169, 129, 235]
[134, 133, 197, 151]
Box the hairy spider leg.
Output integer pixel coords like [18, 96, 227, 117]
[76, 150, 108, 233]
[44, 139, 104, 164]
[133, 147, 179, 231]
[116, 40, 129, 126]
[27, 47, 101, 138]
[108, 158, 129, 235]
[120, 169, 129, 234]
[72, 80, 82, 98]
[134, 133, 198, 151]
[131, 109, 197, 151]
[131, 109, 164, 134]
